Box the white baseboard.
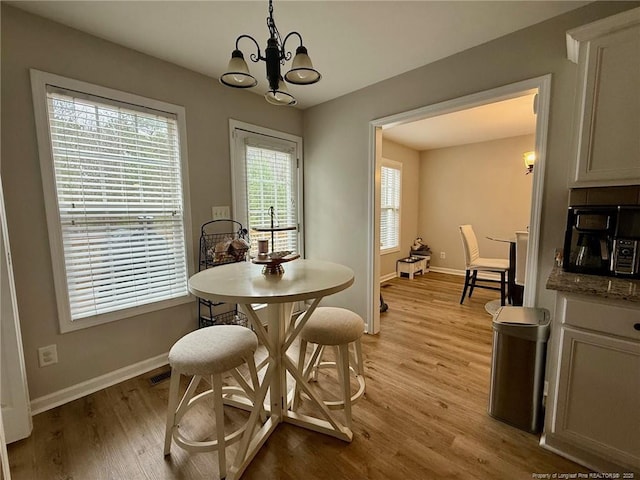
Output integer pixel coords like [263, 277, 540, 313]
[381, 268, 459, 283]
[380, 272, 397, 283]
[430, 266, 502, 281]
[30, 352, 169, 415]
[381, 266, 502, 282]
[429, 266, 465, 276]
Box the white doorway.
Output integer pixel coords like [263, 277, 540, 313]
[1, 176, 32, 447]
[367, 75, 551, 334]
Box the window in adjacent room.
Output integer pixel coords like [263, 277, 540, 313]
[230, 120, 303, 258]
[31, 70, 193, 333]
[380, 159, 402, 253]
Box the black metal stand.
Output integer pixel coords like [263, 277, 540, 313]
[252, 206, 297, 254]
[197, 219, 250, 328]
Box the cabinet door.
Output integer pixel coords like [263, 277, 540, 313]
[553, 326, 640, 469]
[572, 24, 640, 185]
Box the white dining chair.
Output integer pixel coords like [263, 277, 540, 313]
[459, 225, 510, 306]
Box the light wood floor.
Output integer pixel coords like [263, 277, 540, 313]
[8, 272, 584, 479]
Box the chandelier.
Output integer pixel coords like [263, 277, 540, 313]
[219, 0, 321, 106]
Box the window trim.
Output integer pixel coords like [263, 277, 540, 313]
[380, 158, 402, 255]
[30, 69, 194, 333]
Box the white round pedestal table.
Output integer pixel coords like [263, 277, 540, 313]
[188, 259, 355, 480]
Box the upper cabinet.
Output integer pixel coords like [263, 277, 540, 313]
[567, 7, 640, 187]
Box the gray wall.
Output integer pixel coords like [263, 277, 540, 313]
[1, 5, 302, 399]
[303, 2, 639, 320]
[420, 134, 534, 272]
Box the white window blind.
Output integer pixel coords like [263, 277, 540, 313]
[244, 140, 298, 255]
[380, 162, 401, 251]
[45, 89, 189, 322]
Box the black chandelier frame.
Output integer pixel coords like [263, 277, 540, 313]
[220, 0, 321, 106]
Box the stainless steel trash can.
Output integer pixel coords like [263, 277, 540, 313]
[488, 306, 550, 433]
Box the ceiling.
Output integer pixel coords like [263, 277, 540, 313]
[10, 1, 588, 110]
[383, 93, 538, 151]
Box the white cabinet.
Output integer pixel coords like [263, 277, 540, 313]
[554, 327, 639, 468]
[566, 7, 640, 186]
[542, 294, 640, 472]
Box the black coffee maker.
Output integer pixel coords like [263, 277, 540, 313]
[563, 206, 615, 275]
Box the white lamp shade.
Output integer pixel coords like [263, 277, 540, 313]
[220, 51, 258, 88]
[284, 47, 321, 85]
[265, 77, 297, 106]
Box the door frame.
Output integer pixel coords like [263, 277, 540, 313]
[1, 176, 33, 445]
[229, 119, 305, 258]
[367, 75, 552, 334]
[229, 119, 305, 321]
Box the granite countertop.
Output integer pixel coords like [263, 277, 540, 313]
[546, 265, 640, 303]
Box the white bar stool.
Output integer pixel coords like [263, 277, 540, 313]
[164, 325, 260, 479]
[293, 307, 366, 429]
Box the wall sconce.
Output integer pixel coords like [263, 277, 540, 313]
[523, 151, 536, 174]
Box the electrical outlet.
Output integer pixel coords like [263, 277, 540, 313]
[38, 344, 58, 367]
[440, 251, 446, 259]
[211, 206, 230, 220]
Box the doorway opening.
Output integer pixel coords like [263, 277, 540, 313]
[367, 75, 551, 334]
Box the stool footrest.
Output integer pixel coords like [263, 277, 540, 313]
[172, 385, 251, 453]
[303, 361, 366, 408]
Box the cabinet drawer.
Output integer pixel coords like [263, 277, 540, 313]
[562, 296, 640, 340]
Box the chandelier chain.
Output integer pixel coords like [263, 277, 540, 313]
[267, 0, 287, 64]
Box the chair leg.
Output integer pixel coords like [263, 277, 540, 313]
[164, 369, 181, 456]
[212, 373, 226, 479]
[311, 345, 325, 382]
[460, 270, 471, 304]
[500, 271, 506, 306]
[469, 271, 478, 298]
[336, 345, 352, 430]
[349, 340, 367, 405]
[353, 339, 364, 377]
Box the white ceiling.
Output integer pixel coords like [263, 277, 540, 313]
[9, 1, 588, 110]
[383, 93, 538, 151]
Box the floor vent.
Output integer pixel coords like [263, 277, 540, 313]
[149, 370, 171, 386]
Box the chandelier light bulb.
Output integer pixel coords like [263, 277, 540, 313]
[284, 46, 321, 85]
[220, 50, 258, 88]
[265, 77, 297, 106]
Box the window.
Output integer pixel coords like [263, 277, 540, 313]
[230, 121, 303, 258]
[31, 70, 193, 332]
[380, 159, 401, 253]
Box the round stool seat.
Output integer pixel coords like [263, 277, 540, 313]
[301, 307, 364, 346]
[168, 325, 257, 376]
